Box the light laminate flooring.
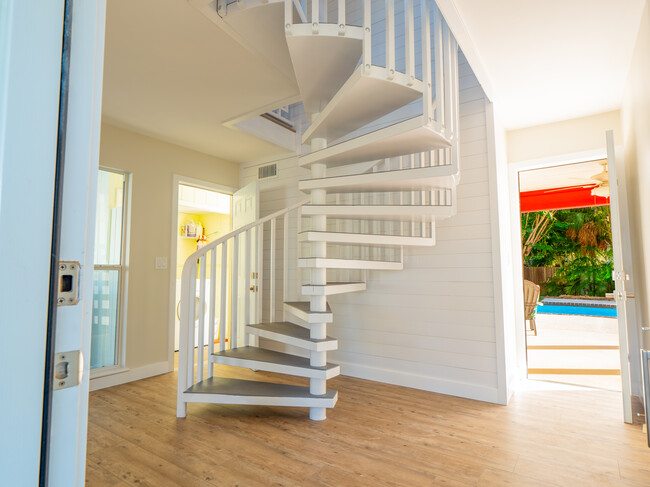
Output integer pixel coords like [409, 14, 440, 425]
[86, 365, 650, 486]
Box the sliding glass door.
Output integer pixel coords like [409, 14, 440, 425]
[91, 168, 129, 371]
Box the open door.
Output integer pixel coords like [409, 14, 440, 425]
[606, 130, 634, 424]
[232, 181, 260, 345]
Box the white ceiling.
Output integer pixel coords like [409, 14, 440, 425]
[101, 0, 299, 163]
[448, 0, 646, 129]
[518, 159, 606, 193]
[102, 0, 647, 163]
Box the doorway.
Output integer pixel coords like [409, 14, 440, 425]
[168, 177, 235, 369]
[509, 144, 638, 424]
[518, 160, 620, 391]
[172, 182, 233, 354]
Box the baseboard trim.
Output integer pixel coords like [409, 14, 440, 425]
[338, 361, 499, 404]
[90, 361, 171, 391]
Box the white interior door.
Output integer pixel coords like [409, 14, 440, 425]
[233, 180, 260, 229]
[232, 181, 260, 345]
[0, 1, 64, 484]
[606, 130, 634, 424]
[1, 0, 105, 485]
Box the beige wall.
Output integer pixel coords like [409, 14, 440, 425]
[622, 2, 650, 350]
[507, 111, 622, 163]
[99, 123, 239, 371]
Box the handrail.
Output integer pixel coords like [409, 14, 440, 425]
[177, 198, 309, 417]
[181, 197, 309, 275]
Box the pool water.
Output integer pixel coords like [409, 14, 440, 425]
[536, 304, 617, 318]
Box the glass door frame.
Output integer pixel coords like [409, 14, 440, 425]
[90, 166, 131, 377]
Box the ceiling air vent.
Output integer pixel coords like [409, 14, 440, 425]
[258, 163, 278, 180]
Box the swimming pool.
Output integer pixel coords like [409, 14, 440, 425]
[536, 298, 617, 317]
[536, 304, 617, 317]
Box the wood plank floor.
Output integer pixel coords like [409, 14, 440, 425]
[86, 366, 650, 486]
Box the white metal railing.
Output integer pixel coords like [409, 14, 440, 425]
[177, 199, 308, 403]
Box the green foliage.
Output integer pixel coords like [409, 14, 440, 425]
[521, 206, 613, 296]
[544, 252, 615, 296]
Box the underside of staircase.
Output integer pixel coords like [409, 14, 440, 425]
[178, 0, 460, 420]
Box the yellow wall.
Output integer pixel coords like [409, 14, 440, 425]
[176, 211, 231, 279]
[99, 122, 239, 370]
[507, 111, 623, 163]
[622, 1, 650, 350]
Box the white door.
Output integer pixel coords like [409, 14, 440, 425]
[606, 130, 634, 424]
[0, 1, 65, 484]
[233, 180, 260, 229]
[232, 181, 260, 345]
[0, 0, 105, 485]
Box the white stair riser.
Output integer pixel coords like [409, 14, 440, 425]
[302, 205, 454, 220]
[301, 282, 366, 296]
[246, 326, 338, 352]
[182, 392, 337, 408]
[298, 165, 457, 193]
[210, 354, 340, 380]
[283, 302, 334, 323]
[299, 231, 436, 247]
[298, 258, 403, 271]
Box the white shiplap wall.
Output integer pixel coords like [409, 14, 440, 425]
[239, 54, 501, 403]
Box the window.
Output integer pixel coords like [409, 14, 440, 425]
[90, 168, 129, 371]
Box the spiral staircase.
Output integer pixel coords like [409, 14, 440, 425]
[177, 0, 460, 420]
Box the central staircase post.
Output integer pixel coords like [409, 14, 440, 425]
[309, 132, 328, 420]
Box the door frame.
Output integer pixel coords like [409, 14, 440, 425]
[508, 149, 607, 380]
[507, 147, 642, 418]
[167, 175, 237, 371]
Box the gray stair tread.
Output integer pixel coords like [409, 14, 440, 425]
[284, 301, 332, 314]
[186, 377, 337, 399]
[247, 322, 336, 343]
[212, 346, 338, 372]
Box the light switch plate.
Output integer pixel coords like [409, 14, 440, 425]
[155, 257, 168, 270]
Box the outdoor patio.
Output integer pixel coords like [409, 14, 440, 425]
[526, 313, 622, 391]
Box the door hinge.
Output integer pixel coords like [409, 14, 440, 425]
[612, 271, 630, 281]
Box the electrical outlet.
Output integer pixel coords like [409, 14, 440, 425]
[155, 257, 168, 270]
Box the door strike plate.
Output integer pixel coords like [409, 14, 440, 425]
[57, 261, 80, 306]
[53, 350, 83, 390]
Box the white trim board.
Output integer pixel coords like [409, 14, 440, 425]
[167, 175, 237, 372]
[485, 100, 518, 405]
[338, 361, 499, 404]
[89, 361, 170, 392]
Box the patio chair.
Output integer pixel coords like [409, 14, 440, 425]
[523, 280, 541, 336]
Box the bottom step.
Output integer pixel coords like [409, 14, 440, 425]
[184, 377, 338, 408]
